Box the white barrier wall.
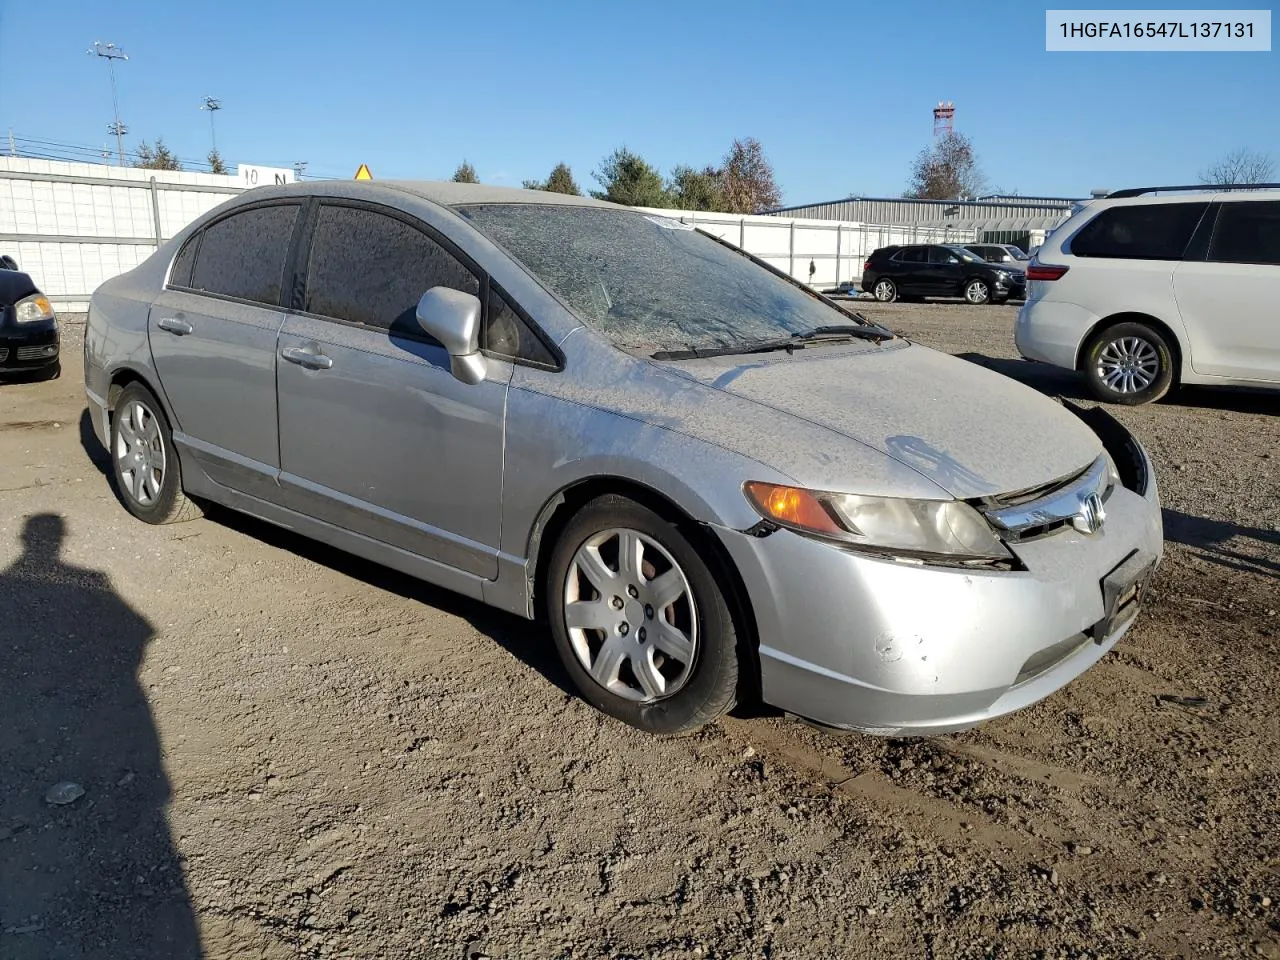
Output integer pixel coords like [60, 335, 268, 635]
[0, 158, 979, 311]
[0, 158, 241, 311]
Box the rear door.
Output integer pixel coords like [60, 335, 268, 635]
[147, 202, 301, 500]
[1173, 199, 1280, 381]
[894, 246, 928, 293]
[275, 201, 510, 578]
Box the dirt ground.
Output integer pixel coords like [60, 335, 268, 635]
[1, 307, 1277, 960]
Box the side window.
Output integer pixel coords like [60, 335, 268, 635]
[928, 246, 958, 264]
[1208, 201, 1280, 266]
[304, 204, 480, 332]
[483, 286, 557, 367]
[1070, 202, 1208, 260]
[899, 246, 925, 262]
[169, 233, 200, 287]
[188, 204, 300, 305]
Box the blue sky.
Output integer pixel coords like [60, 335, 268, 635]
[1, 1, 1276, 203]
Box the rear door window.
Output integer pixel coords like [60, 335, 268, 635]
[928, 246, 958, 264]
[1069, 202, 1208, 260]
[1208, 201, 1280, 266]
[188, 203, 300, 305]
[898, 246, 926, 262]
[303, 204, 480, 334]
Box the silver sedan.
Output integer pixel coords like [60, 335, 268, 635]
[84, 182, 1163, 735]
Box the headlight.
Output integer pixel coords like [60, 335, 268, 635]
[994, 270, 1010, 281]
[14, 294, 55, 323]
[743, 481, 1012, 562]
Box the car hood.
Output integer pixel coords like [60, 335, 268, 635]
[666, 340, 1103, 499]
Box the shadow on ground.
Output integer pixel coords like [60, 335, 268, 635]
[1162, 507, 1280, 578]
[957, 353, 1280, 414]
[0, 514, 202, 959]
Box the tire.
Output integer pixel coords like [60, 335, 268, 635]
[546, 494, 740, 735]
[963, 278, 991, 304]
[872, 278, 898, 303]
[110, 382, 203, 524]
[1083, 321, 1175, 406]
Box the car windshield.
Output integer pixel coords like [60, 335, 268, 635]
[457, 203, 860, 353]
[1006, 245, 1029, 259]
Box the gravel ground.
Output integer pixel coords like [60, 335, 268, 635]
[1, 308, 1277, 960]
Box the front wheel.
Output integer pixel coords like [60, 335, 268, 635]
[546, 495, 740, 735]
[1083, 322, 1175, 405]
[963, 279, 991, 304]
[872, 278, 898, 303]
[110, 382, 203, 524]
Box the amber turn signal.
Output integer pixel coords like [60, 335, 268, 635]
[743, 481, 844, 536]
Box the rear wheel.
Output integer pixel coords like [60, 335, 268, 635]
[963, 278, 991, 304]
[873, 278, 898, 303]
[110, 382, 203, 524]
[1083, 321, 1175, 405]
[546, 495, 740, 735]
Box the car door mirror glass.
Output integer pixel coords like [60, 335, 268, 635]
[416, 286, 487, 384]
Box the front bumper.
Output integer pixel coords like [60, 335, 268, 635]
[715, 422, 1163, 736]
[0, 319, 59, 372]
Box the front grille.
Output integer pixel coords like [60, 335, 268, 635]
[16, 344, 58, 360]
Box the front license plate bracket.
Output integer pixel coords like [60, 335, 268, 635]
[1090, 549, 1155, 643]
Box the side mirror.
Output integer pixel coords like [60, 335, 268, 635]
[415, 286, 486, 385]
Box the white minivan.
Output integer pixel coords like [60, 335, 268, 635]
[1015, 186, 1280, 404]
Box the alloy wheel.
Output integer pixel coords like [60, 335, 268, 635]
[563, 528, 698, 703]
[115, 399, 167, 506]
[1096, 336, 1160, 394]
[965, 280, 990, 304]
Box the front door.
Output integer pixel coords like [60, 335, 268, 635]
[926, 245, 964, 295]
[1173, 200, 1280, 381]
[274, 202, 509, 578]
[147, 202, 301, 499]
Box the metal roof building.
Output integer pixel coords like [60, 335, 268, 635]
[766, 195, 1082, 248]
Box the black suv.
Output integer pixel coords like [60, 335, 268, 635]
[860, 244, 1026, 304]
[0, 258, 60, 380]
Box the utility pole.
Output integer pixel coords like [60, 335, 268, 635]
[200, 96, 222, 153]
[293, 161, 308, 181]
[7, 129, 14, 157]
[89, 41, 129, 166]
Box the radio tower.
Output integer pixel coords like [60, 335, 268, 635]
[933, 101, 955, 139]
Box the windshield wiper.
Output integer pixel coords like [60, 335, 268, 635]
[651, 323, 893, 361]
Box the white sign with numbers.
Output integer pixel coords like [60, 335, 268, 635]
[238, 164, 296, 189]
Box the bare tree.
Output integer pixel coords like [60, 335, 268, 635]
[720, 138, 781, 214]
[905, 132, 986, 200]
[1199, 148, 1275, 186]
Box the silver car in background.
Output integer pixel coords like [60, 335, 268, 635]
[84, 182, 1163, 736]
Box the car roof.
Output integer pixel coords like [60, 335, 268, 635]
[238, 179, 622, 210]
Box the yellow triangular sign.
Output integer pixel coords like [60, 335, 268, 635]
[353, 164, 373, 181]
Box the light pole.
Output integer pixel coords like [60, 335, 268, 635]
[89, 41, 129, 166]
[200, 96, 222, 154]
[293, 161, 308, 181]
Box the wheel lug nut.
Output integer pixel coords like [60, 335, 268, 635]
[638, 628, 646, 642]
[611, 596, 624, 610]
[628, 585, 639, 599]
[619, 623, 629, 636]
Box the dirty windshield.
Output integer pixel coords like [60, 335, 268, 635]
[457, 204, 856, 353]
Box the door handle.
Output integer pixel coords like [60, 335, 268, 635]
[280, 345, 333, 370]
[156, 317, 193, 336]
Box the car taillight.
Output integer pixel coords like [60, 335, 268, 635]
[862, 260, 872, 272]
[1026, 264, 1069, 281]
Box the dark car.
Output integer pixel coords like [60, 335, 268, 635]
[861, 244, 1026, 305]
[0, 260, 60, 379]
